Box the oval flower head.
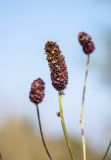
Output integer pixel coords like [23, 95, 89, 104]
[45, 41, 68, 94]
[78, 32, 95, 54]
[29, 78, 45, 104]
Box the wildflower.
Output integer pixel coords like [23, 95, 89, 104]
[78, 31, 96, 160]
[45, 41, 75, 160]
[29, 78, 45, 104]
[45, 41, 68, 93]
[78, 32, 95, 54]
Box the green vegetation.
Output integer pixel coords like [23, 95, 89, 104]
[0, 119, 101, 160]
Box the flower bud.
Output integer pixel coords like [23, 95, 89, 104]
[29, 78, 45, 104]
[78, 32, 95, 54]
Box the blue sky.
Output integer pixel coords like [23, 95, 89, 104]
[0, 0, 111, 150]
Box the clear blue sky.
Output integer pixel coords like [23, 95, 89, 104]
[0, 0, 111, 150]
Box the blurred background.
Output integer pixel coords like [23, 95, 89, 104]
[0, 0, 111, 159]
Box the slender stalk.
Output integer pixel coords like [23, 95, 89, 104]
[58, 93, 76, 160]
[102, 140, 111, 160]
[36, 104, 53, 160]
[0, 153, 2, 160]
[80, 55, 90, 160]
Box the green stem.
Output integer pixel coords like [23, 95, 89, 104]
[80, 55, 90, 160]
[102, 140, 111, 160]
[58, 93, 76, 160]
[36, 104, 53, 160]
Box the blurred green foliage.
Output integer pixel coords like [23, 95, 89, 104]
[0, 119, 102, 160]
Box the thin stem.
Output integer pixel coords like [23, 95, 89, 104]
[58, 94, 76, 160]
[80, 55, 90, 160]
[102, 140, 111, 160]
[0, 153, 2, 160]
[36, 104, 53, 160]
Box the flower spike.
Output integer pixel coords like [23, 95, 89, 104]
[78, 32, 95, 54]
[45, 41, 68, 93]
[29, 78, 45, 104]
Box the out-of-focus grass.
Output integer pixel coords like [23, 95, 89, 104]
[0, 119, 101, 160]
